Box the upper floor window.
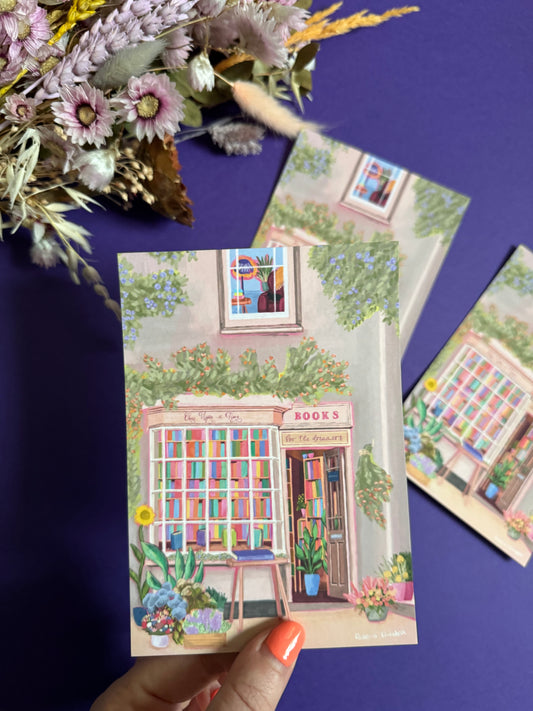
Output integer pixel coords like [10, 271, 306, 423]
[218, 247, 302, 334]
[341, 154, 408, 222]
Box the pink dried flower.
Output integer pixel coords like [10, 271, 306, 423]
[1, 93, 38, 123]
[51, 82, 115, 148]
[0, 39, 26, 84]
[114, 72, 184, 142]
[26, 41, 64, 76]
[0, 0, 34, 41]
[15, 2, 51, 56]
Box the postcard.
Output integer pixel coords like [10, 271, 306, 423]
[251, 130, 470, 352]
[118, 243, 417, 655]
[404, 245, 533, 566]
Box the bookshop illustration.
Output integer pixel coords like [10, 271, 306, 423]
[121, 244, 418, 653]
[405, 329, 533, 564]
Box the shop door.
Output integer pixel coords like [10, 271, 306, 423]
[324, 449, 349, 598]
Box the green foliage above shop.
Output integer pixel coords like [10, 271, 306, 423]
[469, 303, 533, 369]
[308, 243, 400, 331]
[280, 131, 340, 185]
[489, 249, 533, 296]
[412, 177, 470, 244]
[256, 195, 394, 247]
[119, 252, 197, 348]
[126, 337, 351, 407]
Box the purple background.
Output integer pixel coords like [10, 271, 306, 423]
[2, 1, 533, 709]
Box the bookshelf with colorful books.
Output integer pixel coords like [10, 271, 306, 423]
[428, 345, 528, 462]
[150, 425, 279, 554]
[300, 453, 326, 547]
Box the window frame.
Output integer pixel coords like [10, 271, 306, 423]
[217, 248, 303, 334]
[148, 424, 287, 557]
[340, 153, 408, 223]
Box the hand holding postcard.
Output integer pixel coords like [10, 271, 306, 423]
[119, 243, 417, 655]
[404, 246, 533, 566]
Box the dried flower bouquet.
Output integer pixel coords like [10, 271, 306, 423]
[0, 0, 418, 310]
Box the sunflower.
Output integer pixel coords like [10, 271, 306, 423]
[424, 377, 438, 392]
[134, 504, 155, 526]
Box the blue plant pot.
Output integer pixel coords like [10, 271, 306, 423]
[486, 482, 499, 500]
[133, 606, 147, 626]
[304, 574, 320, 596]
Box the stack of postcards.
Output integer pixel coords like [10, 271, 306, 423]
[119, 130, 495, 656]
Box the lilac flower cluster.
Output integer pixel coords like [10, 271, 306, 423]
[184, 607, 224, 634]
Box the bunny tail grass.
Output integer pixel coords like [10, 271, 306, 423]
[231, 81, 321, 139]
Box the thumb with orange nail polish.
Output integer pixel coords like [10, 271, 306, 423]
[208, 619, 305, 710]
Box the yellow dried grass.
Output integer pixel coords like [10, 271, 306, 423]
[286, 5, 420, 49]
[214, 52, 255, 74]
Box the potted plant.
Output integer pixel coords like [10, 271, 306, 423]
[486, 461, 513, 499]
[378, 552, 413, 601]
[503, 510, 532, 540]
[141, 582, 188, 648]
[295, 521, 324, 595]
[343, 576, 396, 622]
[296, 492, 306, 518]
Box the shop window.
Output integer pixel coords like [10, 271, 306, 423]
[149, 426, 286, 556]
[426, 345, 529, 463]
[341, 153, 408, 222]
[217, 247, 302, 333]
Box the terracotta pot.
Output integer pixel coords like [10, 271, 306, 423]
[183, 633, 227, 649]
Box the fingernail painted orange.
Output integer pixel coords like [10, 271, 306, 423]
[265, 620, 305, 667]
[210, 687, 220, 701]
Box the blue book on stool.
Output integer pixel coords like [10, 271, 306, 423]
[170, 531, 183, 550]
[233, 549, 274, 561]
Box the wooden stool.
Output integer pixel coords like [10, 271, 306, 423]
[226, 558, 290, 631]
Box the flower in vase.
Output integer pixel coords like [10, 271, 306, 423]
[134, 504, 155, 526]
[114, 73, 184, 142]
[504, 510, 532, 537]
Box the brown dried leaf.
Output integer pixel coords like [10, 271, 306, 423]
[138, 135, 194, 226]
